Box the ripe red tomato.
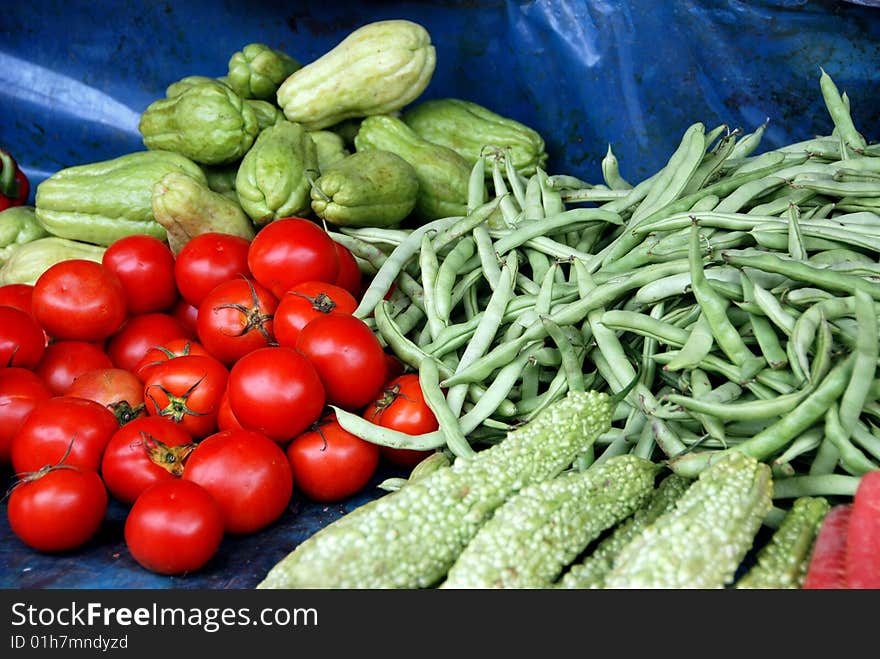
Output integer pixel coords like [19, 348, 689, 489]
[33, 340, 115, 395]
[171, 298, 200, 336]
[10, 395, 119, 474]
[101, 415, 196, 505]
[106, 312, 192, 372]
[183, 428, 293, 534]
[0, 283, 36, 318]
[216, 387, 244, 432]
[133, 337, 211, 383]
[363, 374, 439, 468]
[7, 467, 107, 553]
[273, 280, 358, 348]
[247, 217, 339, 298]
[142, 354, 228, 439]
[196, 277, 278, 364]
[295, 313, 386, 411]
[286, 413, 379, 502]
[0, 368, 52, 466]
[0, 305, 46, 368]
[102, 235, 178, 314]
[32, 259, 127, 341]
[65, 367, 147, 426]
[332, 241, 362, 299]
[174, 232, 252, 307]
[124, 479, 224, 575]
[227, 346, 325, 442]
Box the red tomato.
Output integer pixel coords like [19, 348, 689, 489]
[0, 283, 36, 318]
[0, 305, 46, 368]
[286, 414, 379, 502]
[65, 367, 147, 426]
[133, 337, 211, 383]
[0, 368, 52, 466]
[247, 217, 339, 298]
[7, 467, 107, 553]
[227, 346, 325, 443]
[295, 313, 386, 411]
[216, 387, 243, 432]
[102, 235, 178, 314]
[106, 312, 192, 372]
[124, 479, 224, 575]
[171, 298, 200, 336]
[32, 259, 127, 341]
[332, 241, 362, 299]
[11, 395, 119, 474]
[183, 428, 293, 534]
[196, 277, 278, 364]
[174, 232, 252, 307]
[363, 374, 438, 468]
[101, 415, 196, 505]
[142, 354, 228, 439]
[383, 353, 406, 382]
[33, 340, 115, 395]
[273, 280, 358, 348]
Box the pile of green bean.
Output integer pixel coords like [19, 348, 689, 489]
[330, 69, 880, 505]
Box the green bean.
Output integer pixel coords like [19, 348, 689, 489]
[392, 301, 427, 337]
[518, 365, 570, 420]
[339, 226, 411, 247]
[522, 173, 545, 221]
[431, 197, 502, 253]
[772, 474, 861, 499]
[787, 202, 806, 260]
[374, 300, 453, 378]
[491, 208, 621, 255]
[490, 156, 520, 228]
[542, 316, 586, 393]
[537, 167, 566, 217]
[809, 434, 842, 476]
[852, 422, 880, 462]
[417, 357, 474, 459]
[332, 405, 446, 451]
[789, 296, 856, 379]
[472, 224, 501, 291]
[418, 232, 445, 341]
[819, 67, 868, 152]
[824, 403, 877, 475]
[839, 288, 879, 432]
[503, 149, 528, 210]
[434, 236, 476, 322]
[632, 265, 741, 305]
[772, 427, 823, 470]
[639, 303, 665, 390]
[749, 313, 788, 370]
[665, 387, 808, 422]
[458, 351, 533, 435]
[682, 127, 739, 195]
[467, 155, 487, 212]
[747, 187, 818, 216]
[728, 117, 769, 160]
[689, 367, 726, 443]
[689, 193, 720, 212]
[809, 316, 834, 385]
[664, 312, 715, 371]
[548, 174, 594, 190]
[447, 267, 485, 316]
[601, 143, 633, 190]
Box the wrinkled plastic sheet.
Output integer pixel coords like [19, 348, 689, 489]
[1, 0, 878, 589]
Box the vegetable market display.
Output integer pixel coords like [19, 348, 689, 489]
[1, 18, 879, 589]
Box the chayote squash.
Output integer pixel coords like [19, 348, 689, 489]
[309, 130, 351, 172]
[227, 43, 302, 101]
[248, 100, 285, 131]
[165, 75, 225, 98]
[311, 150, 419, 228]
[152, 171, 255, 254]
[235, 120, 319, 226]
[354, 115, 470, 221]
[402, 98, 548, 176]
[139, 80, 259, 165]
[34, 150, 207, 245]
[0, 206, 50, 264]
[0, 236, 106, 285]
[202, 163, 240, 201]
[276, 20, 436, 131]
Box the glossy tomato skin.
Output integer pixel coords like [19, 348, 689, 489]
[124, 479, 224, 575]
[273, 280, 358, 348]
[174, 232, 252, 308]
[101, 415, 195, 505]
[11, 396, 120, 474]
[0, 283, 36, 318]
[227, 346, 325, 443]
[65, 367, 147, 426]
[0, 305, 46, 368]
[106, 312, 192, 373]
[196, 277, 278, 365]
[171, 298, 200, 337]
[102, 235, 178, 314]
[33, 340, 114, 395]
[0, 368, 52, 466]
[142, 354, 228, 439]
[286, 414, 379, 502]
[183, 428, 293, 535]
[247, 217, 339, 299]
[295, 313, 387, 411]
[216, 388, 244, 432]
[332, 241, 362, 299]
[363, 374, 439, 468]
[7, 467, 108, 553]
[32, 259, 127, 341]
[133, 338, 211, 383]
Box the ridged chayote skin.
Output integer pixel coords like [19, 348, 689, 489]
[0, 236, 106, 285]
[308, 130, 350, 172]
[235, 120, 319, 226]
[276, 19, 436, 131]
[311, 150, 419, 228]
[227, 43, 302, 101]
[0, 206, 49, 264]
[247, 100, 284, 131]
[139, 81, 259, 165]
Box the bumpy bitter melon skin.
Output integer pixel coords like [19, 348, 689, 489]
[34, 150, 207, 245]
[403, 98, 548, 176]
[604, 451, 773, 589]
[257, 390, 615, 589]
[354, 115, 471, 222]
[275, 20, 436, 131]
[440, 455, 659, 589]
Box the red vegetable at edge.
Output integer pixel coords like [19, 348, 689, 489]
[0, 148, 29, 210]
[845, 469, 880, 589]
[802, 503, 852, 590]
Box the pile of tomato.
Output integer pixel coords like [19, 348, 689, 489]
[0, 217, 439, 576]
